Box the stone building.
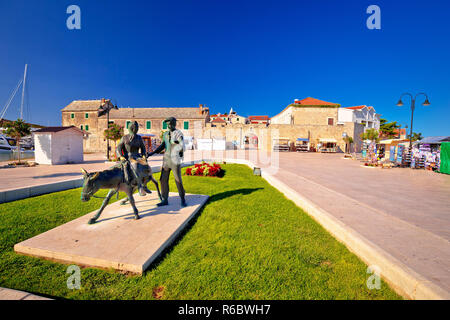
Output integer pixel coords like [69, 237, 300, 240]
[61, 99, 210, 153]
[61, 96, 368, 154]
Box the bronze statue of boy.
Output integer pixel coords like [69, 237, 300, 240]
[116, 121, 152, 196]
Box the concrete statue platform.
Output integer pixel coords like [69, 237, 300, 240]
[14, 192, 209, 274]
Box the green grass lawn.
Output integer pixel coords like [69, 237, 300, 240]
[0, 164, 401, 299]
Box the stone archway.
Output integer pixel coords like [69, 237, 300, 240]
[243, 133, 259, 150]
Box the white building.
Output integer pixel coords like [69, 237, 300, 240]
[337, 105, 380, 130]
[34, 126, 85, 164]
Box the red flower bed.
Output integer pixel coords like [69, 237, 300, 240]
[185, 162, 225, 177]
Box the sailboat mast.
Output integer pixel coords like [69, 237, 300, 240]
[20, 64, 28, 120]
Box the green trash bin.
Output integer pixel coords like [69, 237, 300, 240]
[440, 142, 450, 174]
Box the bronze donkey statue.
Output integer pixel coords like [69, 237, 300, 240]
[80, 161, 161, 224]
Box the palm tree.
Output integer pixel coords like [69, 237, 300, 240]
[4, 118, 31, 164]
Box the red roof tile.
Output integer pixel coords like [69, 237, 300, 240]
[346, 105, 373, 110]
[294, 97, 339, 106]
[248, 116, 270, 120]
[211, 118, 226, 123]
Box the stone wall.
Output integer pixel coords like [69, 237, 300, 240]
[292, 107, 338, 126]
[62, 111, 208, 153]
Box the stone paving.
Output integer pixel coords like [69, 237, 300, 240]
[1, 150, 449, 297]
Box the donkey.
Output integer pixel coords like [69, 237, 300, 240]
[80, 161, 161, 224]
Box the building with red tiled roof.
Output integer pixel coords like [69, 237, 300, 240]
[248, 115, 270, 124]
[338, 105, 380, 130]
[271, 97, 340, 125]
[293, 97, 340, 107]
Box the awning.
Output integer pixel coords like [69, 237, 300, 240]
[415, 136, 450, 145]
[296, 138, 309, 142]
[379, 139, 409, 145]
[319, 138, 337, 143]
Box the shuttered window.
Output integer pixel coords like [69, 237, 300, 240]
[146, 121, 151, 129]
[184, 121, 189, 130]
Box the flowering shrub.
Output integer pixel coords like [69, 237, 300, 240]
[185, 162, 225, 177]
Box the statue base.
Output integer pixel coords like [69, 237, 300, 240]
[14, 192, 209, 274]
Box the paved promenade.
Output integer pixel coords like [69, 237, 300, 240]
[1, 150, 449, 297]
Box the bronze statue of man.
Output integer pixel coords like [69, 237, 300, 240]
[148, 117, 186, 207]
[116, 121, 151, 196]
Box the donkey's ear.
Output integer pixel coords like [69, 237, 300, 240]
[91, 172, 100, 180]
[81, 168, 88, 176]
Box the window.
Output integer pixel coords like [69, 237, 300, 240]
[85, 113, 89, 119]
[162, 121, 167, 130]
[126, 121, 131, 129]
[71, 113, 75, 119]
[146, 120, 151, 129]
[80, 125, 83, 130]
[236, 118, 239, 121]
[85, 125, 89, 131]
[327, 118, 334, 126]
[183, 121, 189, 130]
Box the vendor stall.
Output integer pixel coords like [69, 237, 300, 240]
[295, 138, 309, 152]
[411, 136, 450, 171]
[378, 139, 409, 162]
[318, 138, 337, 153]
[273, 138, 290, 152]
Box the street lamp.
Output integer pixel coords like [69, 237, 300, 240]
[98, 99, 119, 160]
[396, 92, 430, 151]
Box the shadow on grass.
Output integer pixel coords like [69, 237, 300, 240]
[207, 187, 262, 203]
[143, 188, 263, 274]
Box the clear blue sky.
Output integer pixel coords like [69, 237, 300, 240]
[0, 0, 448, 136]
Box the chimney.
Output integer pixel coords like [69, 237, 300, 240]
[199, 104, 203, 115]
[294, 99, 300, 104]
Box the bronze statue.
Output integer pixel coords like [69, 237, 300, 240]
[148, 117, 187, 207]
[81, 121, 161, 224]
[116, 121, 151, 196]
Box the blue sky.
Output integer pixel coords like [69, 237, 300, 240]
[0, 0, 448, 136]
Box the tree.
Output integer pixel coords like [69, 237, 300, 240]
[360, 128, 380, 143]
[343, 136, 354, 154]
[379, 118, 400, 138]
[103, 123, 123, 160]
[407, 132, 423, 142]
[4, 118, 31, 164]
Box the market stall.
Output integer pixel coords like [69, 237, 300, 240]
[411, 136, 450, 171]
[273, 138, 290, 152]
[295, 138, 309, 152]
[378, 139, 409, 162]
[318, 138, 337, 153]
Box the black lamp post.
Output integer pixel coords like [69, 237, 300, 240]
[98, 99, 119, 160]
[396, 92, 430, 151]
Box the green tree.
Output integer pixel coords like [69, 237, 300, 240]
[103, 123, 123, 159]
[360, 128, 380, 143]
[407, 132, 423, 142]
[379, 118, 400, 138]
[4, 118, 31, 164]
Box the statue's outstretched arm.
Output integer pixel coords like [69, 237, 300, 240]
[147, 141, 165, 157]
